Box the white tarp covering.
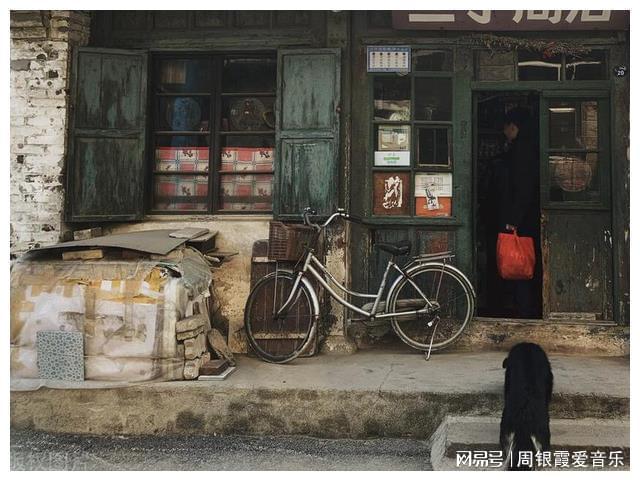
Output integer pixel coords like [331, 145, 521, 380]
[10, 248, 212, 386]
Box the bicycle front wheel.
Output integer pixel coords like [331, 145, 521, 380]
[388, 263, 475, 352]
[244, 270, 317, 363]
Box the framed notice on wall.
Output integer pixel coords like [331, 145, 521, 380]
[415, 173, 452, 217]
[373, 172, 410, 215]
[374, 151, 410, 166]
[367, 46, 411, 73]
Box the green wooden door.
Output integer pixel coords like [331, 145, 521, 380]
[275, 48, 341, 218]
[540, 91, 613, 321]
[67, 48, 148, 222]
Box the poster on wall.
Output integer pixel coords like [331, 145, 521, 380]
[373, 172, 410, 215]
[415, 172, 452, 217]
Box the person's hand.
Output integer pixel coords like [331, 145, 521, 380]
[505, 224, 517, 232]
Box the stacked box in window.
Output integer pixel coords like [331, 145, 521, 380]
[220, 147, 274, 172]
[220, 174, 273, 211]
[155, 175, 208, 210]
[155, 147, 209, 172]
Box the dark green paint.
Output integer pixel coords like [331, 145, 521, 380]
[275, 48, 341, 218]
[67, 47, 148, 222]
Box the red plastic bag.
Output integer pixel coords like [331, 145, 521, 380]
[496, 231, 535, 280]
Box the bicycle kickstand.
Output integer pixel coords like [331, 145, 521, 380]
[424, 318, 440, 362]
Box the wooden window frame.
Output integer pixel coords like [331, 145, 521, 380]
[369, 52, 456, 223]
[147, 51, 277, 215]
[516, 49, 609, 82]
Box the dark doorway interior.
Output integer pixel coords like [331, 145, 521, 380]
[475, 91, 542, 319]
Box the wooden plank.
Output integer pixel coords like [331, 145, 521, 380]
[184, 333, 206, 360]
[73, 227, 103, 241]
[62, 249, 104, 260]
[176, 314, 208, 334]
[199, 359, 230, 376]
[176, 326, 204, 341]
[183, 352, 211, 380]
[169, 228, 209, 239]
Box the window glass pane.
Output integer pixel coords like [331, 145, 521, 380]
[155, 136, 209, 173]
[222, 57, 276, 93]
[566, 50, 607, 80]
[549, 153, 600, 202]
[221, 137, 275, 173]
[153, 175, 209, 211]
[154, 58, 211, 93]
[415, 173, 452, 217]
[155, 96, 210, 132]
[549, 100, 598, 149]
[221, 96, 275, 132]
[417, 127, 451, 166]
[376, 125, 410, 151]
[373, 77, 411, 120]
[415, 78, 452, 121]
[413, 50, 452, 71]
[372, 172, 410, 216]
[518, 51, 561, 81]
[219, 173, 273, 211]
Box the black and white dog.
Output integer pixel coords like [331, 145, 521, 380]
[500, 342, 553, 470]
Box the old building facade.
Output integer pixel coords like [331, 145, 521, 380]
[10, 10, 630, 354]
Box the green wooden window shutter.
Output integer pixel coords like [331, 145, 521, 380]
[66, 47, 148, 222]
[275, 48, 341, 218]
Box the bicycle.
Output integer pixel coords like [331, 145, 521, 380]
[244, 207, 476, 363]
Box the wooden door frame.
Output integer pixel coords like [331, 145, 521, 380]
[471, 88, 541, 320]
[470, 82, 615, 323]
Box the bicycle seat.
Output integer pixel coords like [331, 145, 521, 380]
[373, 240, 411, 256]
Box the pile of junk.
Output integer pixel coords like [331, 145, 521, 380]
[10, 227, 237, 389]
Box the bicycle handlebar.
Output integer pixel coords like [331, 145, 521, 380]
[301, 207, 363, 230]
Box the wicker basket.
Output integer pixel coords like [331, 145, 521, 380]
[268, 221, 316, 261]
[549, 156, 594, 193]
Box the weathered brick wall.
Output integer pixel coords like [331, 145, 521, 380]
[10, 11, 90, 256]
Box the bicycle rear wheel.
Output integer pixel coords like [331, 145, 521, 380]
[388, 263, 475, 352]
[244, 270, 317, 363]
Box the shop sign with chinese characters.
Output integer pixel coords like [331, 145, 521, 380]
[392, 10, 629, 31]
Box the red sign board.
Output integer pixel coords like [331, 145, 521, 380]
[392, 10, 629, 31]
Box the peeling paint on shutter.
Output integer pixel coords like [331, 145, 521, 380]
[67, 47, 148, 222]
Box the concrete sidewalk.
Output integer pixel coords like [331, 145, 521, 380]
[11, 350, 629, 439]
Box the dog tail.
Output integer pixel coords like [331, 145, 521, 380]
[505, 431, 541, 470]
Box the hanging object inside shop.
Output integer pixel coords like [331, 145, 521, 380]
[230, 97, 270, 131]
[161, 59, 187, 85]
[166, 97, 201, 131]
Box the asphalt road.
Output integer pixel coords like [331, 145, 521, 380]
[10, 429, 432, 470]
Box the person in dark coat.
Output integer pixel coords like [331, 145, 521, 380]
[493, 107, 542, 318]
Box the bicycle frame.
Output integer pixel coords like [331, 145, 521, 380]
[276, 248, 437, 321]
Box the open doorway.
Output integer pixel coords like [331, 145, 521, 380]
[474, 91, 542, 319]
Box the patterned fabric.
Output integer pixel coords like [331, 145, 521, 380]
[220, 147, 274, 172]
[220, 174, 273, 211]
[36, 331, 84, 381]
[154, 175, 208, 211]
[155, 147, 209, 172]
